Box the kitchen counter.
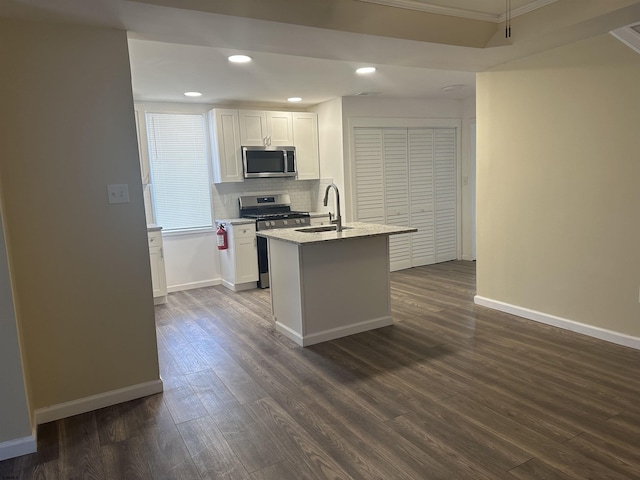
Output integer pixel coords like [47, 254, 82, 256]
[256, 222, 416, 245]
[263, 222, 416, 346]
[215, 218, 255, 226]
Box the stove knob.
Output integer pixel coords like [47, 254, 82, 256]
[295, 219, 301, 224]
[270, 221, 276, 227]
[283, 220, 288, 225]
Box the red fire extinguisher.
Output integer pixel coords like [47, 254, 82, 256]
[216, 223, 228, 250]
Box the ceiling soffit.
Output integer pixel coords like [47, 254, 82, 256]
[129, 0, 498, 48]
[356, 0, 558, 22]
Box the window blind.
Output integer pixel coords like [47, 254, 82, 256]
[146, 113, 212, 232]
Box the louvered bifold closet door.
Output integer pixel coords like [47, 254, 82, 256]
[408, 129, 435, 266]
[434, 129, 457, 262]
[383, 129, 411, 271]
[353, 129, 385, 224]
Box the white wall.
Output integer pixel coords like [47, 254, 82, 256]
[136, 102, 324, 291]
[461, 95, 476, 260]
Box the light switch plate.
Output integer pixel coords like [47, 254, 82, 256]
[107, 184, 130, 204]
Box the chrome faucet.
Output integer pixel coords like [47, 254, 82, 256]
[323, 183, 342, 232]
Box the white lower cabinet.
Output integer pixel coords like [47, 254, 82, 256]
[219, 222, 258, 291]
[310, 214, 330, 226]
[148, 230, 167, 305]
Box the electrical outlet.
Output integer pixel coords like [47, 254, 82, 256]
[107, 184, 130, 204]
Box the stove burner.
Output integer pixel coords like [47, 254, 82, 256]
[238, 193, 309, 230]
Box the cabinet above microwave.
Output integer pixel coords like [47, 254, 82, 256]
[209, 108, 319, 183]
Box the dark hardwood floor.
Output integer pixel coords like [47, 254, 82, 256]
[2, 260, 640, 479]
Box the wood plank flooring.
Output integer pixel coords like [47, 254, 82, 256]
[2, 260, 640, 479]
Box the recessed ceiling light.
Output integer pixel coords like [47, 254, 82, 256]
[228, 54, 252, 63]
[287, 97, 302, 102]
[356, 67, 376, 74]
[184, 91, 202, 97]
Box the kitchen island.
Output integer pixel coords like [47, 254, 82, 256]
[257, 222, 416, 346]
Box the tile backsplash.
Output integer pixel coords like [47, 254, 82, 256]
[212, 177, 334, 219]
[143, 177, 335, 225]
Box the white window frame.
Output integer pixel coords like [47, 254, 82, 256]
[142, 108, 215, 235]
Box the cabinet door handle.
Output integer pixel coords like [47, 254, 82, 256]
[160, 247, 164, 259]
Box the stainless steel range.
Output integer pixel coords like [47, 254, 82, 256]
[239, 193, 310, 288]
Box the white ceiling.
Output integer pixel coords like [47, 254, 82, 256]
[2, 0, 639, 108]
[128, 39, 477, 107]
[125, 0, 547, 107]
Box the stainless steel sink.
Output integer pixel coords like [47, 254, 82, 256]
[295, 225, 353, 233]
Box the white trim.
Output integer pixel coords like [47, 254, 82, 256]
[167, 278, 221, 293]
[0, 433, 37, 462]
[610, 23, 640, 56]
[154, 295, 168, 305]
[34, 379, 163, 425]
[220, 279, 257, 292]
[348, 117, 461, 129]
[474, 296, 640, 351]
[356, 0, 558, 23]
[277, 316, 393, 346]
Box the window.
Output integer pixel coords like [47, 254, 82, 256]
[146, 112, 212, 232]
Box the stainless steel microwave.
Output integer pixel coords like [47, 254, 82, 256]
[242, 146, 297, 179]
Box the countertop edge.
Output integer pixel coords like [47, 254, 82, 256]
[215, 218, 255, 226]
[256, 222, 417, 245]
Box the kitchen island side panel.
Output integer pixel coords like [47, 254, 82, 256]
[300, 235, 391, 336]
[269, 239, 304, 342]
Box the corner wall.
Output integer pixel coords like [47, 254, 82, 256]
[0, 210, 34, 460]
[476, 33, 640, 343]
[0, 19, 161, 417]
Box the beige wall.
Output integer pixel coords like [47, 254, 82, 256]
[476, 34, 640, 338]
[0, 19, 160, 411]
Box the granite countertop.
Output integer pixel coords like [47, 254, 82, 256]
[256, 222, 417, 245]
[215, 218, 255, 226]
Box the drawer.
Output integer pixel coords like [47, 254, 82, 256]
[310, 215, 330, 226]
[148, 231, 162, 246]
[232, 225, 256, 239]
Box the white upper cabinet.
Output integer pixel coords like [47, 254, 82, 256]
[238, 110, 267, 146]
[209, 108, 243, 183]
[293, 112, 320, 180]
[266, 111, 293, 145]
[239, 110, 293, 146]
[211, 108, 319, 182]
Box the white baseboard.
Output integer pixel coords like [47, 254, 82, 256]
[474, 295, 640, 351]
[0, 433, 37, 462]
[221, 279, 257, 292]
[167, 279, 220, 293]
[276, 316, 394, 347]
[34, 378, 164, 425]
